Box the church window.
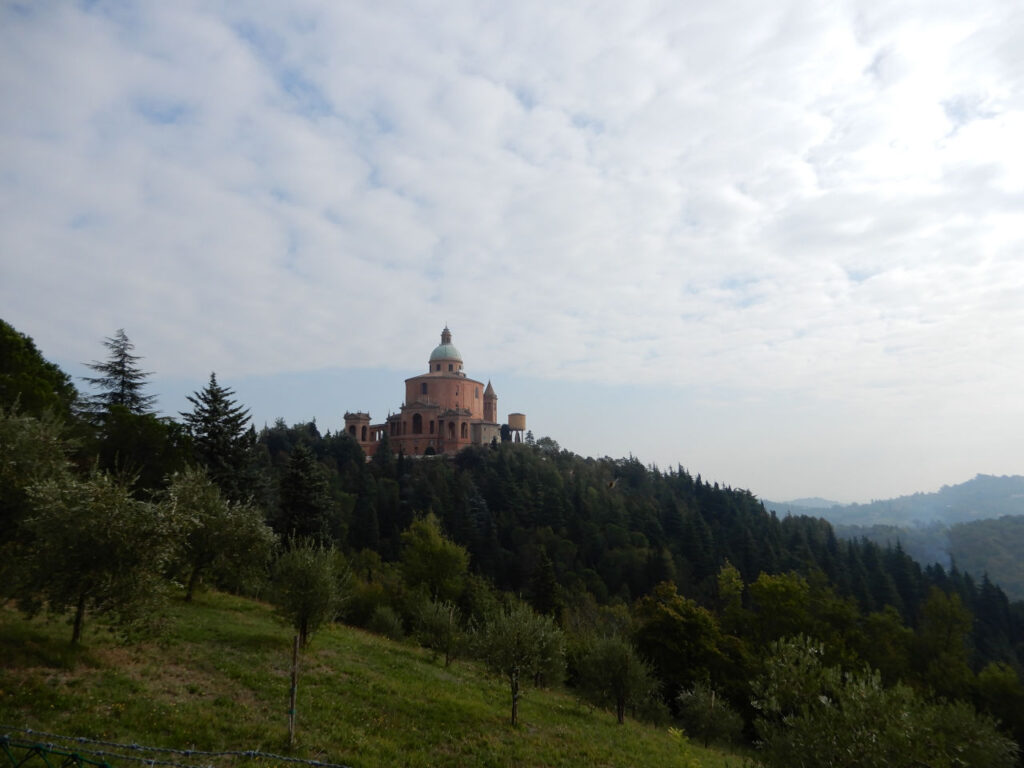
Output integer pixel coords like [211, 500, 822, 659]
[421, 382, 428, 395]
[348, 425, 356, 436]
[475, 387, 479, 398]
[448, 363, 453, 371]
[413, 413, 423, 434]
[361, 425, 367, 441]
[448, 421, 455, 439]
[436, 364, 440, 371]
[461, 422, 468, 439]
[429, 420, 434, 434]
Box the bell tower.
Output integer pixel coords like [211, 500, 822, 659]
[483, 380, 497, 423]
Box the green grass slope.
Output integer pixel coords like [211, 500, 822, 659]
[1, 592, 740, 768]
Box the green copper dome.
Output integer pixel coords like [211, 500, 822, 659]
[430, 343, 462, 361]
[429, 326, 463, 362]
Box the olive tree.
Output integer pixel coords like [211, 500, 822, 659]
[475, 602, 565, 726]
[415, 597, 465, 667]
[0, 408, 72, 590]
[576, 635, 659, 724]
[270, 540, 350, 647]
[17, 470, 177, 644]
[163, 467, 276, 601]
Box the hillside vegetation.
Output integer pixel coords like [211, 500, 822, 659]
[3, 321, 1024, 766]
[0, 591, 734, 768]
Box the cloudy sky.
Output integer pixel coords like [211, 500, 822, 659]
[3, 1, 1023, 503]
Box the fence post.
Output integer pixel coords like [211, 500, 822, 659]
[289, 633, 300, 748]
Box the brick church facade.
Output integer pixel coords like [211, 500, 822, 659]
[343, 327, 506, 457]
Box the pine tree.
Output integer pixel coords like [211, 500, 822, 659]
[181, 373, 253, 501]
[82, 329, 156, 415]
[275, 444, 337, 543]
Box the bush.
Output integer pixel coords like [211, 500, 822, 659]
[752, 635, 1019, 768]
[676, 681, 744, 747]
[367, 604, 405, 640]
[414, 597, 465, 666]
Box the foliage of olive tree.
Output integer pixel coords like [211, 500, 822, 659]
[163, 467, 277, 601]
[676, 680, 744, 747]
[0, 408, 71, 556]
[415, 597, 465, 667]
[475, 602, 565, 726]
[270, 540, 350, 647]
[576, 635, 659, 724]
[752, 635, 1018, 768]
[17, 470, 177, 644]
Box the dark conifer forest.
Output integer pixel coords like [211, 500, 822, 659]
[3, 319, 1023, 765]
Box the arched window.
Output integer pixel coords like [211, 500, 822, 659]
[429, 420, 434, 434]
[361, 425, 367, 441]
[348, 425, 356, 436]
[461, 422, 468, 439]
[412, 413, 423, 434]
[448, 421, 456, 439]
[421, 382, 428, 395]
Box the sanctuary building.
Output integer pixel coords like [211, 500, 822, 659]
[344, 327, 522, 458]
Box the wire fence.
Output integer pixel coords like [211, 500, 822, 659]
[0, 727, 352, 768]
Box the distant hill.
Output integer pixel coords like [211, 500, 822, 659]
[764, 474, 1024, 527]
[777, 496, 843, 510]
[764, 475, 1024, 601]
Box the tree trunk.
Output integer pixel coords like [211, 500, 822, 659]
[71, 592, 86, 645]
[288, 634, 300, 749]
[510, 669, 520, 726]
[185, 567, 201, 602]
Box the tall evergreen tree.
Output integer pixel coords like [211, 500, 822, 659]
[275, 444, 337, 543]
[82, 329, 156, 415]
[181, 373, 253, 501]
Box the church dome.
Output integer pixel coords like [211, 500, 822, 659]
[429, 327, 463, 362]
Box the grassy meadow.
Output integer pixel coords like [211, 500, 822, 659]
[0, 591, 744, 768]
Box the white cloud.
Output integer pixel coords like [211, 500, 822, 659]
[3, 0, 1024, 499]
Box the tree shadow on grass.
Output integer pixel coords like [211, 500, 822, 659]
[0, 619, 95, 670]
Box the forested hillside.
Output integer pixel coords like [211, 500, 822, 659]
[3, 319, 1024, 766]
